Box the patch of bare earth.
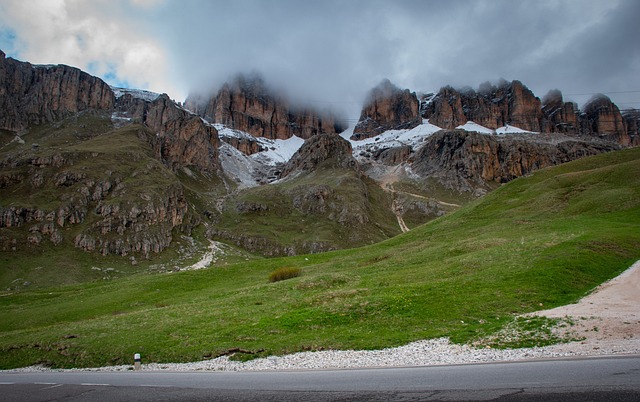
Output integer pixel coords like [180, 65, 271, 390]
[529, 260, 640, 356]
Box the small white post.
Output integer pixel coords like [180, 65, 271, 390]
[134, 353, 141, 371]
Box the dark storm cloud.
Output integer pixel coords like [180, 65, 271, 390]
[2, 0, 638, 118]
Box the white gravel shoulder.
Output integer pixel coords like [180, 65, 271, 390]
[6, 260, 639, 373]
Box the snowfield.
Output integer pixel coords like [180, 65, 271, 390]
[111, 86, 161, 102]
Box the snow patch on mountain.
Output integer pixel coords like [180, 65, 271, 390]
[455, 121, 537, 135]
[456, 121, 494, 134]
[251, 136, 305, 166]
[495, 124, 535, 135]
[213, 123, 255, 141]
[218, 143, 265, 188]
[111, 86, 161, 102]
[345, 119, 442, 160]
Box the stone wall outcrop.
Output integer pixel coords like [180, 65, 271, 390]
[411, 130, 620, 194]
[184, 74, 346, 141]
[115, 93, 219, 171]
[423, 80, 543, 132]
[281, 133, 358, 178]
[419, 80, 634, 146]
[0, 50, 114, 132]
[581, 94, 629, 145]
[351, 79, 421, 140]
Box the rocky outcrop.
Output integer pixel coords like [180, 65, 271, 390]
[622, 109, 640, 146]
[374, 145, 413, 165]
[0, 151, 196, 257]
[423, 80, 542, 131]
[281, 133, 358, 178]
[75, 184, 192, 257]
[420, 81, 634, 146]
[219, 136, 263, 155]
[351, 79, 421, 140]
[0, 50, 114, 132]
[184, 74, 346, 141]
[411, 130, 620, 194]
[115, 92, 219, 171]
[581, 94, 629, 145]
[541, 89, 580, 134]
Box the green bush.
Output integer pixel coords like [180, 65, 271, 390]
[269, 267, 301, 283]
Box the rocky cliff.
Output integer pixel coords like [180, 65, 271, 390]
[0, 121, 198, 257]
[540, 89, 580, 134]
[114, 91, 219, 171]
[184, 74, 346, 142]
[418, 80, 633, 145]
[411, 130, 620, 194]
[581, 94, 630, 145]
[0, 50, 114, 132]
[422, 80, 543, 131]
[351, 79, 421, 140]
[623, 109, 640, 146]
[281, 133, 358, 178]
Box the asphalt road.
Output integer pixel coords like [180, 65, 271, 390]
[1, 355, 639, 401]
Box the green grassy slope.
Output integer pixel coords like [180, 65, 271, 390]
[0, 147, 638, 369]
[212, 165, 401, 254]
[0, 114, 226, 288]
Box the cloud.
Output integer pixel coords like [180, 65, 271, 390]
[0, 0, 179, 98]
[1, 0, 638, 116]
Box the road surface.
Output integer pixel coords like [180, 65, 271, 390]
[1, 355, 639, 401]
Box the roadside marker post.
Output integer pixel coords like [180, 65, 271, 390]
[134, 353, 141, 371]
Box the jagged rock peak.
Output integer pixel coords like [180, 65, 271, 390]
[0, 50, 115, 132]
[184, 73, 346, 142]
[540, 89, 579, 134]
[582, 94, 628, 144]
[423, 79, 542, 132]
[351, 79, 421, 140]
[281, 133, 358, 178]
[114, 92, 219, 172]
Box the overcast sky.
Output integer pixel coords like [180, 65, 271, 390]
[1, 0, 639, 120]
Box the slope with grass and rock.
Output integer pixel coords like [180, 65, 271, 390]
[0, 146, 638, 370]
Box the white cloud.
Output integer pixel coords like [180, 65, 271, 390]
[0, 0, 182, 99]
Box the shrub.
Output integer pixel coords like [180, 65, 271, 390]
[268, 267, 301, 283]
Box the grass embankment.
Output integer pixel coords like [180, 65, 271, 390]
[214, 165, 401, 253]
[0, 147, 638, 369]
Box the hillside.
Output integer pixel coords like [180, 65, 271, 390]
[1, 147, 638, 369]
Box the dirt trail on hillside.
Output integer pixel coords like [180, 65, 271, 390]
[530, 260, 640, 353]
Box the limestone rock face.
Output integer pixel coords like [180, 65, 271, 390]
[411, 130, 620, 194]
[421, 86, 466, 129]
[581, 94, 629, 145]
[0, 51, 114, 131]
[0, 156, 195, 257]
[352, 79, 421, 140]
[115, 93, 219, 171]
[220, 136, 263, 155]
[185, 74, 346, 141]
[622, 109, 640, 146]
[541, 89, 579, 134]
[423, 80, 542, 131]
[281, 133, 358, 178]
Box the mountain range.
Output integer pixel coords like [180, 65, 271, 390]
[0, 49, 637, 288]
